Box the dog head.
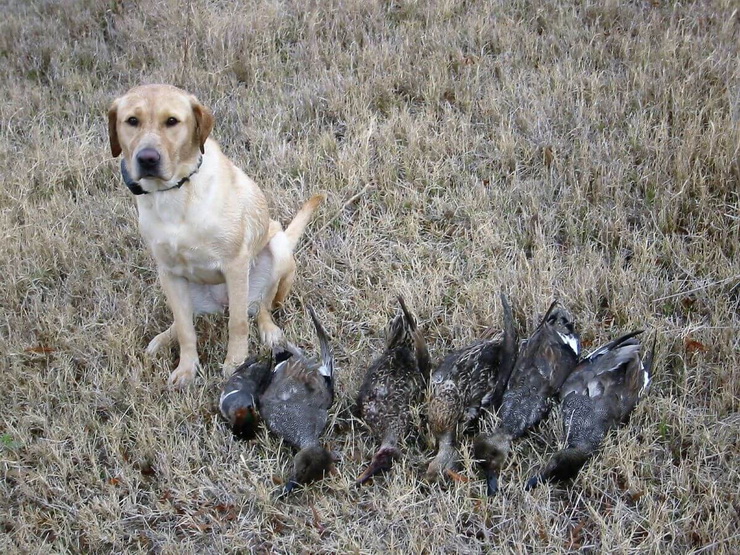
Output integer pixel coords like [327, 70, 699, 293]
[108, 84, 214, 190]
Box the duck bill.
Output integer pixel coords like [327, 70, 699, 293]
[525, 474, 542, 491]
[356, 460, 391, 484]
[485, 470, 500, 496]
[278, 478, 300, 497]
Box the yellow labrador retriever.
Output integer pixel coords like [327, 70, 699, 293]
[108, 84, 323, 387]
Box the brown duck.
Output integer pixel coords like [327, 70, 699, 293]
[425, 294, 518, 481]
[259, 307, 335, 495]
[474, 301, 580, 495]
[356, 296, 430, 484]
[525, 330, 655, 489]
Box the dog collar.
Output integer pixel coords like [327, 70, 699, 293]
[120, 156, 203, 195]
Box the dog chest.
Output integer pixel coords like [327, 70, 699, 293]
[141, 219, 228, 284]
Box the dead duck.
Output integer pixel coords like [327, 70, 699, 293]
[425, 294, 518, 481]
[474, 301, 580, 495]
[259, 307, 335, 495]
[218, 354, 273, 439]
[356, 296, 430, 484]
[525, 330, 655, 490]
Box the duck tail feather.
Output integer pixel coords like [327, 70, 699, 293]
[634, 331, 657, 397]
[397, 295, 431, 377]
[386, 296, 430, 376]
[307, 306, 334, 380]
[488, 293, 518, 409]
[537, 300, 560, 329]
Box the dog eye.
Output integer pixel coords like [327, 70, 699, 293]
[126, 116, 139, 126]
[165, 117, 179, 127]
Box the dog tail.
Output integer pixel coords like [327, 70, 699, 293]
[284, 193, 325, 250]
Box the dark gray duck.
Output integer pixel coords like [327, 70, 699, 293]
[219, 355, 273, 439]
[259, 307, 335, 495]
[356, 296, 430, 484]
[473, 301, 580, 495]
[525, 330, 655, 489]
[425, 294, 518, 481]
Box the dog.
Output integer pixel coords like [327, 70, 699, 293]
[108, 84, 323, 387]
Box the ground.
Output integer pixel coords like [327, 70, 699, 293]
[0, 0, 738, 552]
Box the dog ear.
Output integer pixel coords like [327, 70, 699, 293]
[108, 100, 122, 157]
[191, 100, 214, 154]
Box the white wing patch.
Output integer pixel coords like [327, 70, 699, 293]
[639, 362, 651, 396]
[557, 332, 580, 356]
[318, 364, 331, 378]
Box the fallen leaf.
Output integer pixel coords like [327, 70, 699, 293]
[543, 146, 554, 169]
[684, 338, 708, 354]
[311, 505, 328, 538]
[567, 519, 587, 550]
[444, 469, 470, 483]
[25, 345, 54, 354]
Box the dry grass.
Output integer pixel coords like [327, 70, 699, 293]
[1, 0, 738, 552]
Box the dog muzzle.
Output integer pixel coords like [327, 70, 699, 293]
[120, 157, 202, 196]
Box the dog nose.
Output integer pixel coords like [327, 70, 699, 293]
[136, 148, 161, 173]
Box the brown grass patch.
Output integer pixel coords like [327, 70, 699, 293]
[1, 0, 738, 551]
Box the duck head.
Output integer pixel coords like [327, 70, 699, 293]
[281, 445, 334, 495]
[525, 447, 592, 490]
[473, 431, 512, 496]
[356, 446, 400, 484]
[425, 430, 458, 482]
[230, 406, 260, 440]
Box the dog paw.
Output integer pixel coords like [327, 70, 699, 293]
[168, 360, 199, 388]
[147, 327, 175, 356]
[260, 322, 285, 348]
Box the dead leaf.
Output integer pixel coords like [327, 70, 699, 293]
[444, 469, 470, 483]
[543, 146, 554, 169]
[311, 505, 328, 538]
[567, 519, 587, 550]
[25, 345, 54, 354]
[684, 338, 708, 354]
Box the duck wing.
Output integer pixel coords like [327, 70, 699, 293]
[260, 357, 332, 449]
[508, 302, 580, 394]
[498, 302, 579, 437]
[560, 331, 653, 449]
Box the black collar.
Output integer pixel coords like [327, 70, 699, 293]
[120, 156, 203, 196]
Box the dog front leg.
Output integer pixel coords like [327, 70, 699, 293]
[223, 260, 252, 376]
[158, 271, 200, 387]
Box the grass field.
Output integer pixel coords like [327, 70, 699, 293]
[1, 0, 739, 552]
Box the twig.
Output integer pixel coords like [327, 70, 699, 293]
[651, 273, 740, 304]
[296, 183, 373, 255]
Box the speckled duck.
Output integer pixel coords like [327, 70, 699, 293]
[356, 296, 430, 484]
[425, 294, 518, 481]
